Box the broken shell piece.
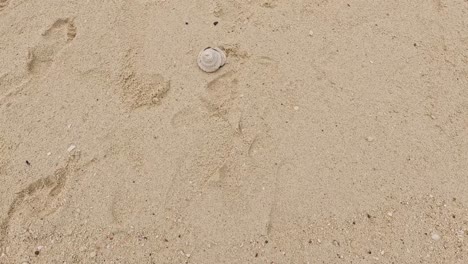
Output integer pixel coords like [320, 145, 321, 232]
[197, 47, 226, 73]
[67, 144, 76, 152]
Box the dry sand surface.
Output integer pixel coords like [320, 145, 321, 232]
[1, 0, 468, 263]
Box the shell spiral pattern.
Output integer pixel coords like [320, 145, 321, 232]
[197, 47, 226, 73]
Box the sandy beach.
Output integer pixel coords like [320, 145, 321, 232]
[1, 0, 468, 263]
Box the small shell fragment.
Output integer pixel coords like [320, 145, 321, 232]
[67, 144, 76, 152]
[197, 47, 226, 73]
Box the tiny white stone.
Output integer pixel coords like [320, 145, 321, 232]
[67, 145, 76, 152]
[366, 136, 375, 142]
[47, 152, 51, 156]
[308, 30, 314, 36]
[293, 106, 299, 111]
[431, 233, 441, 241]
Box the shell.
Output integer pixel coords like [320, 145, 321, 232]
[197, 47, 226, 73]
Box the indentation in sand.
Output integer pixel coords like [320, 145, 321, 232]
[27, 18, 77, 76]
[118, 50, 171, 110]
[0, 153, 81, 252]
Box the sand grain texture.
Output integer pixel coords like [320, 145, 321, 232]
[1, 0, 468, 263]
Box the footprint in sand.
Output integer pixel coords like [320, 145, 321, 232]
[199, 71, 243, 131]
[201, 72, 239, 113]
[0, 18, 76, 105]
[0, 154, 80, 252]
[26, 18, 77, 76]
[119, 50, 171, 110]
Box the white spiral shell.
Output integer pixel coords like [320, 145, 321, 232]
[197, 47, 226, 73]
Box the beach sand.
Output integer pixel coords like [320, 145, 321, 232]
[1, 0, 467, 263]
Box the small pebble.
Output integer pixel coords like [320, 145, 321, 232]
[309, 30, 314, 36]
[293, 106, 299, 111]
[90, 251, 96, 258]
[366, 136, 375, 142]
[47, 152, 51, 156]
[67, 145, 76, 152]
[431, 233, 441, 241]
